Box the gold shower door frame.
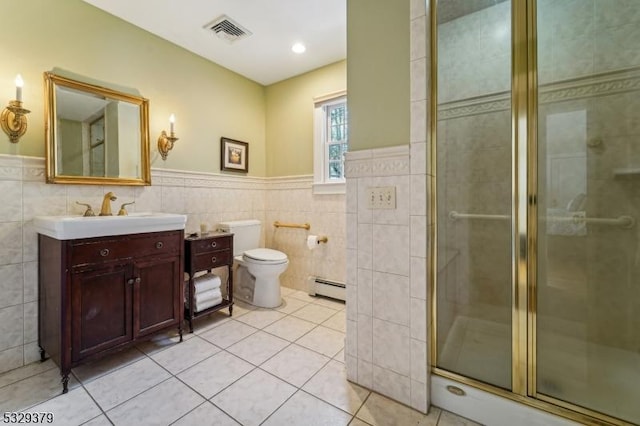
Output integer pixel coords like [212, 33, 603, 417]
[428, 1, 633, 425]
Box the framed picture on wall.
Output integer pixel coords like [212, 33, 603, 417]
[220, 137, 249, 173]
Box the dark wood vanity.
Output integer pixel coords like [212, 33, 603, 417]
[184, 233, 234, 332]
[38, 230, 184, 393]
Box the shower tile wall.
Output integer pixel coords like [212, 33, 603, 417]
[0, 155, 345, 374]
[343, 0, 429, 413]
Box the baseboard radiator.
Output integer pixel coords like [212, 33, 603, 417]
[308, 276, 346, 301]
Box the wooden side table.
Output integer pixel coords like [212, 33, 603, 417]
[184, 232, 234, 332]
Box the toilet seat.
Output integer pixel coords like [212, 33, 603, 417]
[243, 248, 288, 265]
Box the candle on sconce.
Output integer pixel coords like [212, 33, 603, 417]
[15, 74, 24, 102]
[169, 114, 175, 134]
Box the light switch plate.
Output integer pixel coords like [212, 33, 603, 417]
[367, 186, 396, 209]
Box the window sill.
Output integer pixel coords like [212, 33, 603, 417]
[312, 182, 346, 195]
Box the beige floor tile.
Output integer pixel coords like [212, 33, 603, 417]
[177, 351, 253, 399]
[212, 369, 296, 426]
[437, 410, 481, 426]
[191, 311, 233, 335]
[275, 296, 310, 314]
[303, 360, 370, 415]
[261, 344, 330, 387]
[85, 357, 170, 411]
[292, 304, 340, 324]
[28, 387, 101, 425]
[297, 326, 345, 357]
[231, 300, 257, 317]
[323, 310, 347, 332]
[0, 367, 79, 412]
[107, 378, 204, 425]
[0, 359, 57, 389]
[199, 319, 258, 349]
[82, 414, 113, 426]
[227, 331, 289, 366]
[355, 392, 434, 426]
[235, 309, 286, 329]
[313, 296, 347, 311]
[135, 329, 194, 356]
[334, 349, 346, 363]
[288, 290, 319, 303]
[73, 347, 146, 384]
[173, 401, 240, 426]
[150, 336, 221, 374]
[263, 316, 317, 342]
[280, 286, 296, 296]
[263, 390, 352, 426]
[350, 418, 373, 426]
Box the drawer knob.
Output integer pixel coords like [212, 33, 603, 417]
[156, 241, 164, 249]
[135, 277, 141, 284]
[127, 278, 134, 285]
[211, 241, 217, 248]
[211, 256, 217, 263]
[100, 248, 110, 257]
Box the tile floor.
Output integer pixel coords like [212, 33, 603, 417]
[0, 287, 479, 426]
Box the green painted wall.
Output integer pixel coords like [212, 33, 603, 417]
[347, 0, 410, 151]
[0, 0, 267, 176]
[265, 61, 346, 176]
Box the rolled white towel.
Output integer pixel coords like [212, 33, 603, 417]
[194, 288, 222, 304]
[195, 296, 223, 312]
[184, 270, 210, 281]
[194, 274, 222, 293]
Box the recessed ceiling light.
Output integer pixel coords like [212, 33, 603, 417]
[291, 43, 306, 54]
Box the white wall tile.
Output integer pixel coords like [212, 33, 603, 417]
[410, 299, 427, 342]
[410, 216, 427, 258]
[372, 365, 411, 406]
[373, 271, 410, 326]
[410, 339, 428, 383]
[0, 264, 23, 309]
[357, 314, 373, 363]
[0, 346, 23, 374]
[0, 181, 22, 222]
[411, 16, 427, 61]
[0, 222, 23, 265]
[410, 100, 428, 144]
[410, 257, 427, 300]
[23, 301, 38, 344]
[346, 319, 358, 357]
[357, 359, 373, 389]
[372, 318, 410, 376]
[372, 224, 410, 276]
[0, 305, 24, 351]
[357, 269, 373, 316]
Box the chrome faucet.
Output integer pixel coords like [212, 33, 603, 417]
[99, 192, 117, 216]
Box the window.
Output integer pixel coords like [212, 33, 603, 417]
[313, 91, 348, 194]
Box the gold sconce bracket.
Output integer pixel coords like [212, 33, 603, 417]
[1, 100, 30, 143]
[157, 130, 179, 161]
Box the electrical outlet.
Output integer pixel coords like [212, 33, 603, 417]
[367, 186, 396, 209]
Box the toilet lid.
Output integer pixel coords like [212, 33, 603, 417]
[244, 248, 287, 262]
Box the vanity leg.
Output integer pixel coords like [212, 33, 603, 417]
[178, 325, 183, 343]
[228, 304, 233, 317]
[61, 373, 69, 394]
[39, 346, 46, 362]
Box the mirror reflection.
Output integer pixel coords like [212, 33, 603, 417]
[45, 72, 151, 185]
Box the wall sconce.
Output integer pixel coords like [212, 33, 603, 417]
[157, 114, 178, 160]
[1, 75, 30, 143]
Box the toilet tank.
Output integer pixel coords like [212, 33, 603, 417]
[217, 220, 261, 256]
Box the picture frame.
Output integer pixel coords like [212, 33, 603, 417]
[220, 137, 249, 173]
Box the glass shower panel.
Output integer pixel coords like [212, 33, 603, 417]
[435, 0, 513, 389]
[536, 0, 640, 423]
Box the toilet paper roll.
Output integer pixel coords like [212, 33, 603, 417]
[306, 235, 319, 250]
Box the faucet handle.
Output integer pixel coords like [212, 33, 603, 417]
[76, 202, 95, 217]
[118, 201, 135, 216]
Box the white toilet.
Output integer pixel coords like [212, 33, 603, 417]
[217, 220, 288, 308]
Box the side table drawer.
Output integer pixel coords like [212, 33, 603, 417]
[193, 250, 232, 270]
[192, 236, 232, 254]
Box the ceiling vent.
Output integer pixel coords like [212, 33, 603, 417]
[205, 15, 252, 43]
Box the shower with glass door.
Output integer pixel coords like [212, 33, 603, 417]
[431, 1, 640, 424]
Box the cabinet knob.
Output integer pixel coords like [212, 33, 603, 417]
[100, 248, 110, 257]
[156, 241, 164, 249]
[135, 277, 141, 284]
[211, 256, 217, 264]
[211, 241, 217, 248]
[127, 278, 134, 285]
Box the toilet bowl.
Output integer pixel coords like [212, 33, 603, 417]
[217, 220, 289, 308]
[234, 248, 288, 308]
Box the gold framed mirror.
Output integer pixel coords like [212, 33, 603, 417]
[44, 72, 151, 185]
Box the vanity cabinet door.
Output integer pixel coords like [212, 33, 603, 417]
[133, 255, 182, 338]
[71, 263, 133, 362]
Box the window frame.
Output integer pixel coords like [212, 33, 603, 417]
[313, 90, 348, 195]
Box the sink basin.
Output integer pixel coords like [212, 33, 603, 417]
[34, 212, 187, 240]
